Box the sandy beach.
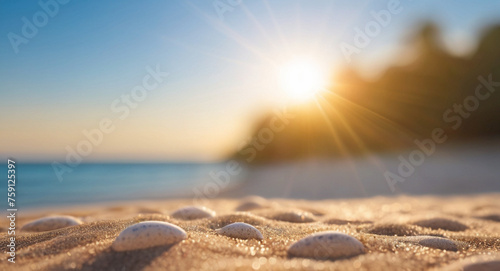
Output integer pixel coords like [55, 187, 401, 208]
[2, 194, 500, 270]
[3, 1, 500, 270]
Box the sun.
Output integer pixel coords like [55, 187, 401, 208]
[278, 57, 327, 102]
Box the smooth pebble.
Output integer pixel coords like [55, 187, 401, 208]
[367, 223, 420, 236]
[440, 256, 500, 271]
[413, 218, 468, 231]
[405, 236, 458, 251]
[216, 222, 264, 240]
[477, 214, 500, 222]
[171, 206, 215, 220]
[236, 201, 264, 211]
[288, 231, 365, 260]
[272, 211, 315, 223]
[462, 260, 500, 271]
[21, 215, 82, 232]
[242, 195, 267, 202]
[324, 218, 372, 225]
[112, 221, 187, 251]
[236, 196, 268, 211]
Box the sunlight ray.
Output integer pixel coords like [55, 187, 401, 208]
[313, 97, 368, 196]
[240, 4, 281, 53]
[317, 94, 368, 153]
[312, 97, 350, 158]
[316, 90, 412, 186]
[322, 89, 417, 139]
[162, 36, 266, 69]
[184, 0, 276, 66]
[262, 0, 292, 55]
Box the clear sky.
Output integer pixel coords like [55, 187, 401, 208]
[1, 0, 499, 162]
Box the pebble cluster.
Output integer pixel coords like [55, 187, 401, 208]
[21, 215, 82, 232]
[21, 201, 486, 266]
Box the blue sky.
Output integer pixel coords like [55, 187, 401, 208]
[1, 0, 499, 162]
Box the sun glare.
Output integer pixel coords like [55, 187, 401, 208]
[278, 57, 327, 102]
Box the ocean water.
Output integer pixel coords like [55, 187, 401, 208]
[3, 142, 499, 209]
[2, 163, 246, 208]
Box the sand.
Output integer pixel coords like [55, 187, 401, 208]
[2, 194, 500, 270]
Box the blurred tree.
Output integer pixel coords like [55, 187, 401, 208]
[233, 22, 500, 163]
